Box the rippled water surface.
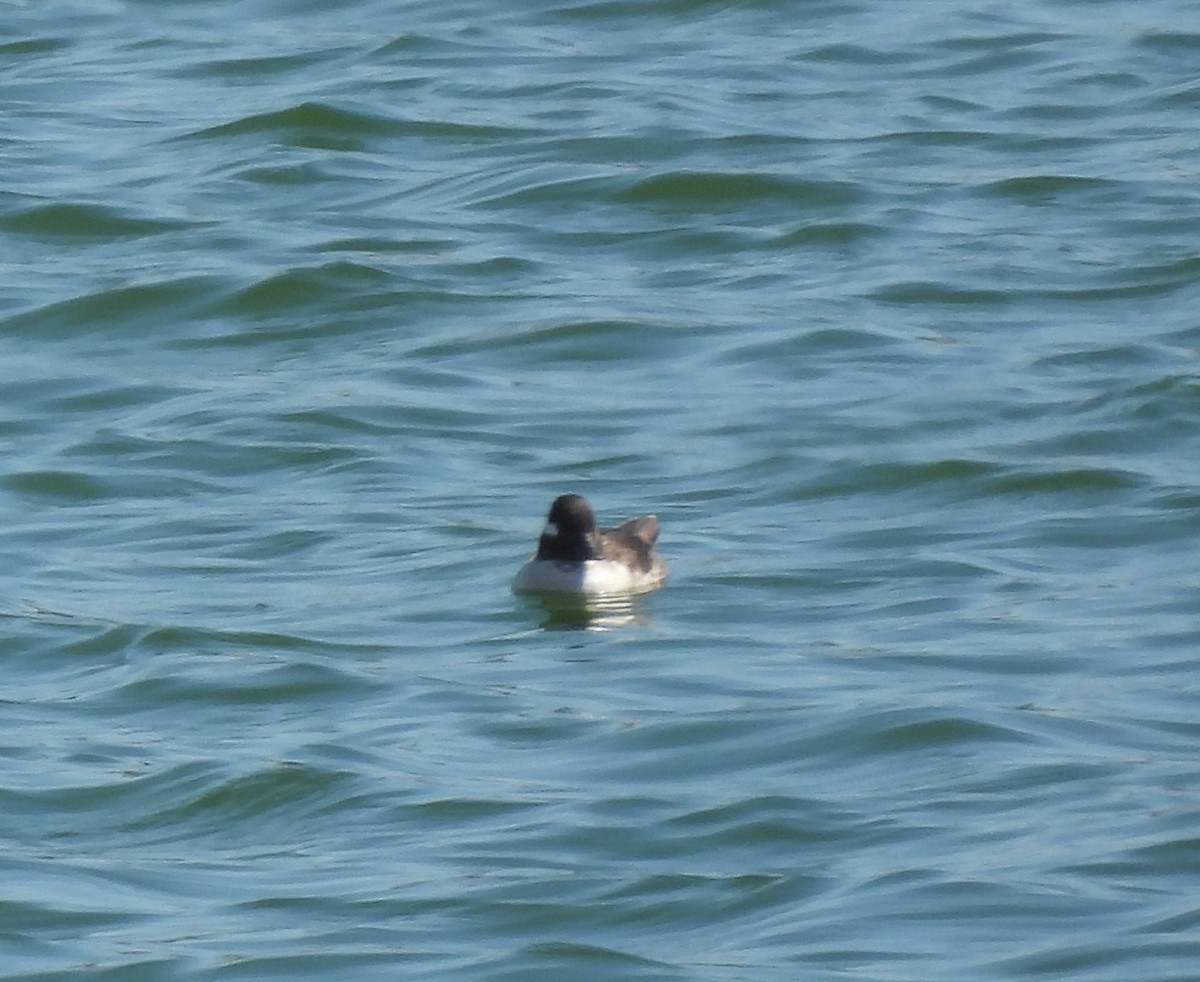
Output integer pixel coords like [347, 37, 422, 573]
[3, 0, 1200, 979]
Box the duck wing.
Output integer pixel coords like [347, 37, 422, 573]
[600, 515, 660, 572]
[609, 515, 658, 546]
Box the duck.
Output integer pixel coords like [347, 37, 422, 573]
[512, 493, 667, 596]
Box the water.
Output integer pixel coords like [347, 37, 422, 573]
[2, 0, 1199, 978]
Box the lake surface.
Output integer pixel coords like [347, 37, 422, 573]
[2, 0, 1199, 979]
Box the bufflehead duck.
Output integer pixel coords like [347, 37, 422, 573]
[513, 494, 667, 596]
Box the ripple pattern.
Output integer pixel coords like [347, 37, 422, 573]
[2, 0, 1200, 980]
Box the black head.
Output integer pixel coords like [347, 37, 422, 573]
[536, 493, 600, 561]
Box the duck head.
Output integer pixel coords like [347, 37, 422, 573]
[536, 493, 601, 562]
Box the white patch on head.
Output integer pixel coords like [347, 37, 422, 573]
[542, 521, 558, 537]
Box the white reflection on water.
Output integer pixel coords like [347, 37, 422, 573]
[518, 591, 651, 632]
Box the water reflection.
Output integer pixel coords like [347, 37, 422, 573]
[519, 591, 650, 631]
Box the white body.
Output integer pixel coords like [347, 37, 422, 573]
[513, 557, 665, 596]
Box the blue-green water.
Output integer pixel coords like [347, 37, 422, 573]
[3, 1, 1200, 979]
